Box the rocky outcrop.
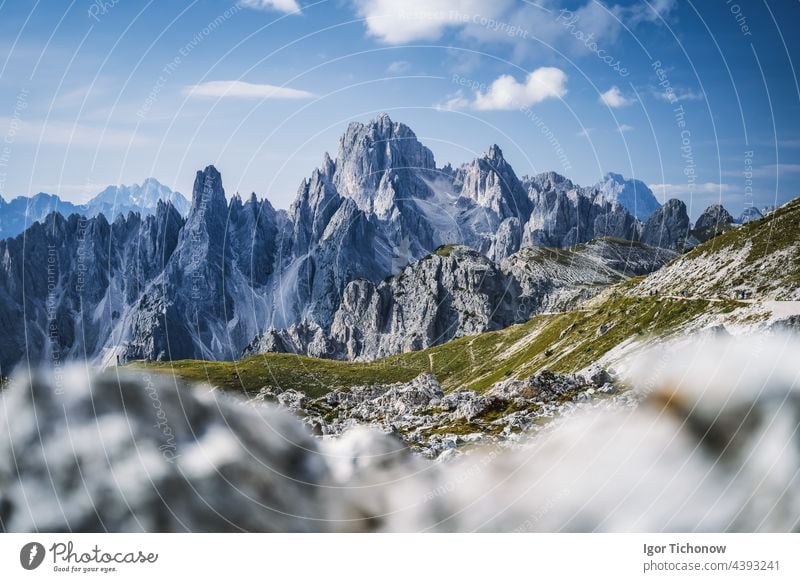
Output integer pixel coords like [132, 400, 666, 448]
[253, 238, 673, 361]
[691, 203, 734, 243]
[522, 172, 641, 247]
[254, 370, 618, 458]
[640, 198, 692, 251]
[633, 197, 800, 301]
[329, 246, 518, 360]
[0, 203, 184, 372]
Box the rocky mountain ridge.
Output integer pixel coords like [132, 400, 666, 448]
[0, 114, 740, 372]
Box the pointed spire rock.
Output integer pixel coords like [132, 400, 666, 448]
[321, 152, 335, 178]
[486, 144, 504, 161]
[190, 165, 227, 214]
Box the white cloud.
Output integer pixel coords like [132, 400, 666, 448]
[239, 0, 301, 13]
[352, 0, 506, 44]
[577, 127, 594, 137]
[470, 67, 567, 110]
[600, 86, 635, 108]
[649, 182, 733, 197]
[616, 124, 634, 133]
[184, 80, 314, 99]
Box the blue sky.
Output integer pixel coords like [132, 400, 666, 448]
[0, 0, 798, 218]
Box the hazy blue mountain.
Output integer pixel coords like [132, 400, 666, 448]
[0, 178, 188, 239]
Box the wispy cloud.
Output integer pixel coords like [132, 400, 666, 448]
[53, 82, 111, 110]
[441, 67, 567, 111]
[599, 86, 635, 108]
[749, 163, 800, 177]
[653, 86, 704, 102]
[386, 60, 412, 75]
[184, 80, 314, 99]
[239, 0, 301, 14]
[617, 124, 634, 133]
[626, 0, 676, 24]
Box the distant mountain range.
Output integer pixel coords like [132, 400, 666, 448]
[0, 178, 189, 238]
[0, 113, 779, 373]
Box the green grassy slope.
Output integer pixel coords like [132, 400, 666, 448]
[131, 292, 741, 397]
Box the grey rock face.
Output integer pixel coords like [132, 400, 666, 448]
[0, 203, 184, 373]
[242, 321, 336, 359]
[119, 167, 290, 363]
[640, 198, 692, 251]
[691, 203, 734, 243]
[453, 144, 531, 220]
[522, 173, 641, 248]
[334, 112, 436, 216]
[255, 238, 672, 361]
[329, 246, 519, 360]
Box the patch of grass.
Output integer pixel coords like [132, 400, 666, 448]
[129, 353, 427, 399]
[434, 244, 460, 257]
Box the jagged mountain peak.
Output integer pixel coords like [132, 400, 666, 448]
[320, 151, 336, 178]
[640, 197, 691, 251]
[336, 113, 435, 167]
[484, 144, 504, 161]
[190, 165, 225, 208]
[333, 114, 436, 213]
[524, 171, 575, 193]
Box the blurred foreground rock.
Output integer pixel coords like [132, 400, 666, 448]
[1, 334, 799, 532]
